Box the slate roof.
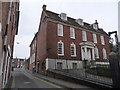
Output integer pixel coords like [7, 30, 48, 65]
[45, 10, 108, 36]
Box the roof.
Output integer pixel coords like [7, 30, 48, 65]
[45, 10, 108, 36]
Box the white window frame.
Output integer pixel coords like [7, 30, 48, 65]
[93, 23, 98, 30]
[103, 48, 107, 59]
[59, 13, 67, 21]
[58, 24, 63, 36]
[101, 36, 105, 45]
[58, 40, 64, 56]
[94, 47, 99, 59]
[93, 34, 97, 43]
[82, 31, 87, 41]
[70, 27, 75, 39]
[70, 43, 76, 57]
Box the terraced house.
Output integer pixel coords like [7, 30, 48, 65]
[0, 0, 20, 89]
[31, 5, 110, 73]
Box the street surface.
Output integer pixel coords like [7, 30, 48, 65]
[11, 68, 62, 88]
[10, 68, 94, 89]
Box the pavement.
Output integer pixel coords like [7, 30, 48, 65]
[8, 68, 96, 89]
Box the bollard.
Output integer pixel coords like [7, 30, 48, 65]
[109, 52, 120, 88]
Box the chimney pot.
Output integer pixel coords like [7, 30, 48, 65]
[43, 5, 46, 11]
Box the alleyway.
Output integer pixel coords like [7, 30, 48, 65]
[9, 68, 93, 89]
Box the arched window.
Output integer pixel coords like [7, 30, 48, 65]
[58, 40, 64, 56]
[70, 43, 76, 56]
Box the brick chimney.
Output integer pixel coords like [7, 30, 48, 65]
[42, 5, 46, 11]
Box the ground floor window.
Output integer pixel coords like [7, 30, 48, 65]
[57, 62, 62, 69]
[72, 63, 77, 69]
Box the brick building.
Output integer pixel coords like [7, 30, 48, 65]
[0, 0, 20, 88]
[29, 32, 37, 71]
[13, 58, 25, 68]
[24, 57, 30, 70]
[30, 5, 110, 73]
[0, 0, 2, 88]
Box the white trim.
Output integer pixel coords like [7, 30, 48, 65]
[101, 36, 105, 45]
[93, 33, 97, 43]
[102, 48, 107, 59]
[94, 47, 99, 59]
[47, 18, 109, 38]
[58, 40, 64, 56]
[93, 23, 98, 30]
[58, 24, 63, 36]
[59, 13, 67, 21]
[70, 27, 75, 39]
[70, 43, 76, 57]
[82, 31, 87, 41]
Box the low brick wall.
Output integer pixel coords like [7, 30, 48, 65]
[39, 70, 112, 89]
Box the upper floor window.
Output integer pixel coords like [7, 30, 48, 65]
[58, 40, 64, 56]
[70, 27, 75, 39]
[70, 43, 76, 57]
[94, 47, 99, 59]
[82, 31, 87, 41]
[93, 23, 98, 30]
[101, 36, 105, 45]
[93, 34, 97, 43]
[102, 48, 107, 59]
[59, 13, 67, 21]
[58, 24, 63, 36]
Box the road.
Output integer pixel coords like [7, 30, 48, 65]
[11, 68, 63, 88]
[10, 68, 95, 89]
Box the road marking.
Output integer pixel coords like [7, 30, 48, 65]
[26, 71, 63, 88]
[24, 82, 31, 84]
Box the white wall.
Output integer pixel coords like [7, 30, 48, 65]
[46, 58, 83, 70]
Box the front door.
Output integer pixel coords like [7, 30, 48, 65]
[87, 49, 92, 61]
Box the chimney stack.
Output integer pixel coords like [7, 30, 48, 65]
[43, 5, 46, 11]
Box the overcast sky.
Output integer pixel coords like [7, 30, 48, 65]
[13, 0, 119, 59]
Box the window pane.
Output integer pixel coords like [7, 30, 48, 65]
[58, 42, 64, 55]
[103, 48, 107, 59]
[94, 47, 99, 58]
[58, 24, 63, 36]
[82, 31, 87, 41]
[93, 34, 97, 43]
[70, 27, 75, 38]
[71, 44, 76, 56]
[101, 36, 105, 45]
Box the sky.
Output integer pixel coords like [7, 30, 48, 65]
[13, 0, 119, 59]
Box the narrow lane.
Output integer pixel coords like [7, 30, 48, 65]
[12, 68, 62, 88]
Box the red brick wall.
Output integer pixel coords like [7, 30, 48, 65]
[47, 21, 110, 61]
[36, 12, 48, 71]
